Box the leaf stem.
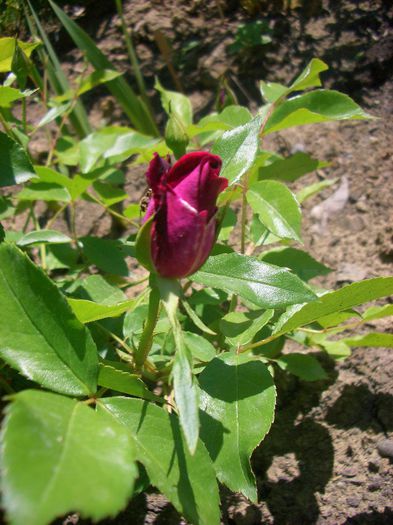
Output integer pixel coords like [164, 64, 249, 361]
[239, 333, 281, 353]
[45, 202, 68, 229]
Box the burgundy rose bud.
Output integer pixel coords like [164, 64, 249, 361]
[143, 151, 228, 279]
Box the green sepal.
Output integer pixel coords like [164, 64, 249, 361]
[135, 214, 155, 273]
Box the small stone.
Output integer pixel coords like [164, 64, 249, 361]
[355, 200, 368, 213]
[368, 478, 382, 492]
[377, 439, 393, 459]
[342, 467, 357, 477]
[346, 497, 360, 508]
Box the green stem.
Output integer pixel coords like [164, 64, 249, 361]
[239, 332, 281, 353]
[45, 202, 68, 229]
[134, 285, 161, 369]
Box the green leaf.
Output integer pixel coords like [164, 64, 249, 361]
[188, 105, 252, 138]
[46, 244, 79, 271]
[100, 398, 220, 525]
[92, 180, 128, 207]
[181, 299, 217, 336]
[316, 309, 359, 328]
[135, 215, 154, 273]
[123, 203, 140, 220]
[264, 90, 371, 135]
[259, 81, 287, 103]
[183, 331, 216, 363]
[362, 304, 393, 321]
[34, 165, 96, 201]
[48, 0, 157, 136]
[1, 390, 137, 525]
[259, 247, 331, 282]
[318, 339, 351, 360]
[0, 222, 4, 242]
[296, 178, 337, 204]
[11, 41, 28, 87]
[289, 58, 329, 92]
[0, 131, 36, 186]
[274, 277, 393, 336]
[155, 78, 193, 126]
[98, 363, 157, 399]
[77, 69, 123, 96]
[79, 126, 156, 172]
[259, 152, 328, 182]
[68, 297, 137, 324]
[17, 230, 72, 247]
[157, 277, 199, 454]
[199, 353, 276, 502]
[247, 180, 302, 241]
[35, 102, 72, 128]
[0, 243, 98, 396]
[260, 59, 328, 104]
[0, 38, 40, 73]
[276, 353, 328, 381]
[192, 253, 316, 309]
[220, 309, 273, 346]
[0, 86, 26, 107]
[342, 333, 393, 348]
[81, 237, 130, 276]
[18, 182, 71, 202]
[104, 129, 158, 164]
[212, 115, 262, 185]
[70, 274, 126, 304]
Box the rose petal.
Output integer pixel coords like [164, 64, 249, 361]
[145, 153, 170, 192]
[151, 189, 208, 278]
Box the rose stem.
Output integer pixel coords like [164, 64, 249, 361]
[134, 285, 161, 370]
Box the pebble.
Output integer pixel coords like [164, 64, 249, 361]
[342, 467, 357, 477]
[346, 497, 360, 508]
[355, 200, 368, 213]
[368, 479, 382, 492]
[377, 439, 393, 459]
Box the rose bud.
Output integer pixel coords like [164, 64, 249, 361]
[143, 151, 228, 279]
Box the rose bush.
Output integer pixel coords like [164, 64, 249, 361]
[144, 151, 228, 278]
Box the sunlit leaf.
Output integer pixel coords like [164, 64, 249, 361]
[1, 390, 137, 525]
